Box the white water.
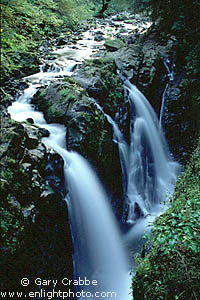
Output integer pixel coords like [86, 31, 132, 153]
[94, 80, 179, 224]
[62, 152, 130, 298]
[125, 81, 179, 222]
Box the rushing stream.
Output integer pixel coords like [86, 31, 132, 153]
[8, 15, 179, 300]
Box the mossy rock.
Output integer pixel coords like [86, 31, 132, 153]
[104, 38, 126, 51]
[31, 56, 125, 206]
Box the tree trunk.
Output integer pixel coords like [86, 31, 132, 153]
[97, 0, 111, 16]
[102, 0, 105, 11]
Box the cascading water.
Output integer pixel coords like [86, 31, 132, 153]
[124, 80, 179, 222]
[159, 57, 175, 126]
[8, 86, 131, 299]
[94, 80, 179, 224]
[61, 153, 130, 299]
[40, 123, 131, 299]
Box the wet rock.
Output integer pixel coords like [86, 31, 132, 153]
[41, 62, 62, 73]
[26, 118, 34, 124]
[112, 14, 127, 22]
[45, 153, 64, 179]
[74, 70, 104, 90]
[57, 37, 68, 46]
[95, 30, 104, 35]
[9, 196, 21, 208]
[23, 130, 39, 150]
[28, 146, 46, 163]
[21, 162, 32, 173]
[47, 55, 57, 60]
[0, 109, 71, 244]
[22, 204, 35, 217]
[94, 34, 104, 41]
[94, 31, 104, 41]
[38, 128, 50, 137]
[109, 46, 141, 80]
[39, 40, 51, 53]
[87, 86, 109, 100]
[17, 80, 29, 91]
[0, 113, 74, 292]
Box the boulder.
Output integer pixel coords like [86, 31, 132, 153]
[104, 38, 126, 51]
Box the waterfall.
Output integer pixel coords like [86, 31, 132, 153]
[94, 80, 179, 224]
[8, 85, 131, 300]
[159, 57, 175, 126]
[61, 152, 130, 299]
[125, 80, 178, 222]
[42, 127, 131, 299]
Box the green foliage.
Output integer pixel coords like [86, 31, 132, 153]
[0, 205, 24, 254]
[60, 87, 77, 102]
[0, 161, 25, 254]
[140, 0, 200, 69]
[0, 116, 47, 255]
[137, 0, 200, 32]
[0, 0, 95, 84]
[132, 138, 200, 300]
[1, 0, 57, 81]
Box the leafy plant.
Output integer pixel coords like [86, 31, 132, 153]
[132, 138, 200, 300]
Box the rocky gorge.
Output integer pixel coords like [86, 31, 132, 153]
[1, 5, 200, 300]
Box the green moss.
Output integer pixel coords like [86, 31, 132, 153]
[0, 116, 47, 254]
[104, 38, 126, 50]
[34, 80, 80, 123]
[78, 109, 110, 164]
[132, 138, 200, 300]
[83, 57, 124, 115]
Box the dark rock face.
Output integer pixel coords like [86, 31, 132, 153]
[160, 75, 199, 163]
[44, 152, 65, 194]
[0, 114, 74, 295]
[106, 31, 198, 162]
